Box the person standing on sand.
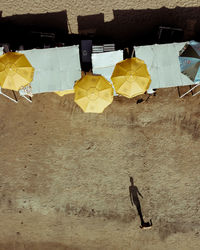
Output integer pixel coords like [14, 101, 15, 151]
[129, 177, 152, 229]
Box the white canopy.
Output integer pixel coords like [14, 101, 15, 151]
[134, 42, 194, 93]
[92, 50, 123, 96]
[19, 45, 81, 94]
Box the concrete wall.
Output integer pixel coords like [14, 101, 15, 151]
[1, 0, 200, 34]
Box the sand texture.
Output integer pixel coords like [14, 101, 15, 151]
[1, 0, 200, 33]
[0, 87, 200, 249]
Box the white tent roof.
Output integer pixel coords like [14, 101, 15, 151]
[134, 42, 194, 93]
[92, 50, 123, 96]
[19, 45, 81, 94]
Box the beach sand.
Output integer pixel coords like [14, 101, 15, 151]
[0, 87, 200, 249]
[1, 0, 200, 34]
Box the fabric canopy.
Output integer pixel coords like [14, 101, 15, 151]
[135, 42, 194, 93]
[74, 75, 113, 113]
[0, 52, 34, 91]
[18, 45, 81, 94]
[92, 50, 123, 96]
[111, 57, 151, 98]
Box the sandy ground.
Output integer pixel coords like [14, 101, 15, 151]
[0, 87, 200, 250]
[1, 0, 200, 33]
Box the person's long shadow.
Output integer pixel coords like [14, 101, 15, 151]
[129, 176, 152, 229]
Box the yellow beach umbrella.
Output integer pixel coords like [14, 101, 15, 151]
[55, 89, 74, 96]
[74, 75, 113, 113]
[0, 52, 34, 91]
[111, 57, 151, 98]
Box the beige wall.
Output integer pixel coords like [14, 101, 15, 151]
[1, 0, 200, 34]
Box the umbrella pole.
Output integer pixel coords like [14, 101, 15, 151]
[12, 90, 18, 102]
[1, 92, 18, 103]
[179, 84, 200, 98]
[192, 88, 200, 96]
[22, 95, 32, 103]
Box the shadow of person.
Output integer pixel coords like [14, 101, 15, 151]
[129, 176, 152, 229]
